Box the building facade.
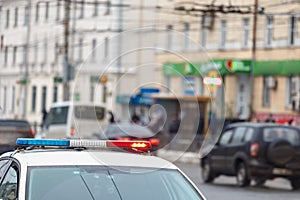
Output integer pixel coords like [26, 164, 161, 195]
[155, 0, 300, 124]
[0, 0, 164, 124]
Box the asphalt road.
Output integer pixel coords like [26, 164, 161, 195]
[176, 162, 300, 200]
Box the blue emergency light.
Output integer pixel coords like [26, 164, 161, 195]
[17, 138, 70, 146]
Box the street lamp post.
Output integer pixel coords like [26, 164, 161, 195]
[250, 0, 258, 117]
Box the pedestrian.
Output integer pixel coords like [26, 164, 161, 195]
[131, 111, 140, 124]
[41, 109, 48, 131]
[168, 114, 180, 137]
[108, 111, 115, 124]
[265, 113, 275, 123]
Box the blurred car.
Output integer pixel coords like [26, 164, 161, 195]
[0, 138, 205, 200]
[0, 119, 34, 154]
[201, 122, 300, 190]
[93, 122, 160, 151]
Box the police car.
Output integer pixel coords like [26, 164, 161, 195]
[0, 138, 205, 200]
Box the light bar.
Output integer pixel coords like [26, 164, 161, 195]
[107, 141, 152, 151]
[16, 138, 151, 151]
[16, 138, 70, 146]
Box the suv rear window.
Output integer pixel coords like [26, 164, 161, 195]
[263, 127, 300, 145]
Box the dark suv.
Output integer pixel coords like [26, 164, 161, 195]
[201, 122, 300, 190]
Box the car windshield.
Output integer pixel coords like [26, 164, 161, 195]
[104, 123, 154, 138]
[46, 106, 69, 125]
[263, 127, 300, 145]
[26, 166, 202, 200]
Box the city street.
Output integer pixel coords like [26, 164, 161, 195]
[176, 162, 300, 200]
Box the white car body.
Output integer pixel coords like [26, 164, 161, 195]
[0, 148, 206, 200]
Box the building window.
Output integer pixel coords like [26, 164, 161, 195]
[4, 46, 8, 66]
[23, 45, 26, 63]
[93, 0, 98, 17]
[79, 0, 84, 18]
[31, 86, 37, 112]
[90, 84, 94, 102]
[289, 15, 296, 46]
[54, 41, 58, 63]
[243, 18, 249, 47]
[166, 25, 173, 49]
[262, 77, 271, 107]
[1, 86, 7, 113]
[35, 3, 39, 23]
[183, 76, 195, 95]
[34, 43, 38, 64]
[199, 77, 204, 95]
[165, 77, 170, 93]
[104, 37, 109, 59]
[53, 86, 58, 102]
[45, 2, 49, 21]
[14, 8, 18, 27]
[0, 7, 2, 28]
[6, 9, 9, 28]
[201, 27, 207, 48]
[266, 15, 273, 47]
[56, 0, 60, 21]
[24, 6, 29, 26]
[41, 86, 47, 111]
[220, 20, 227, 48]
[183, 22, 190, 49]
[286, 76, 293, 107]
[43, 39, 48, 64]
[92, 38, 97, 61]
[12, 47, 17, 65]
[104, 0, 111, 15]
[10, 86, 15, 113]
[78, 38, 83, 61]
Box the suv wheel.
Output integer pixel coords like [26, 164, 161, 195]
[201, 159, 215, 183]
[236, 162, 250, 187]
[290, 179, 300, 190]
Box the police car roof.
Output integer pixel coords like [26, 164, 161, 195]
[2, 150, 177, 169]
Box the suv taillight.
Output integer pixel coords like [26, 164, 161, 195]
[250, 142, 259, 157]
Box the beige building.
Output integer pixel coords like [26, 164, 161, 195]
[155, 0, 300, 124]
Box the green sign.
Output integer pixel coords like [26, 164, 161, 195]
[254, 60, 300, 76]
[90, 76, 99, 83]
[164, 63, 200, 76]
[18, 78, 28, 85]
[74, 93, 80, 101]
[163, 59, 251, 76]
[54, 76, 63, 83]
[163, 59, 300, 76]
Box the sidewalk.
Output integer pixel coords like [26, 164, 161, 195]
[157, 149, 200, 164]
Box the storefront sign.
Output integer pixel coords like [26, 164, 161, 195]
[203, 70, 222, 92]
[163, 59, 251, 76]
[163, 60, 300, 76]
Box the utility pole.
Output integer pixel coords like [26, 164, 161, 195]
[250, 0, 258, 117]
[63, 0, 71, 101]
[21, 0, 32, 119]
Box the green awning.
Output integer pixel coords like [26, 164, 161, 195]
[254, 60, 300, 76]
[163, 60, 300, 76]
